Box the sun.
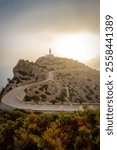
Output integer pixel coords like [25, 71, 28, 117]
[53, 32, 99, 62]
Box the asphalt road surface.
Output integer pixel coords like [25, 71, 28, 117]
[1, 71, 99, 112]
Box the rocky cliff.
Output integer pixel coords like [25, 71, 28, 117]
[1, 55, 100, 104]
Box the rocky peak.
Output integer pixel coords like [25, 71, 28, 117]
[1, 55, 100, 104]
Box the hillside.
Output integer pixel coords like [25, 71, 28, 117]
[1, 55, 100, 105]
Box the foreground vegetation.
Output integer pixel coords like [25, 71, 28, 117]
[0, 109, 100, 150]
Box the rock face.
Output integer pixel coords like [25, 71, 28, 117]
[13, 59, 47, 84]
[2, 55, 100, 104]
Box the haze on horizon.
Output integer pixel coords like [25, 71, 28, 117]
[0, 0, 100, 89]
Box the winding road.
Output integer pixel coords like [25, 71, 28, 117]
[1, 71, 99, 112]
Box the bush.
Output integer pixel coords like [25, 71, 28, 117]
[85, 95, 93, 100]
[50, 100, 57, 105]
[45, 91, 51, 95]
[18, 70, 28, 76]
[24, 95, 32, 101]
[89, 88, 94, 95]
[24, 95, 40, 101]
[41, 94, 47, 99]
[35, 90, 39, 94]
[32, 95, 40, 101]
[0, 109, 100, 150]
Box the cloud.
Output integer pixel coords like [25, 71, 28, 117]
[0, 0, 100, 65]
[0, 0, 100, 34]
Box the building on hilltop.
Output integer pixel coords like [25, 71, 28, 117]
[49, 48, 52, 55]
[47, 48, 54, 57]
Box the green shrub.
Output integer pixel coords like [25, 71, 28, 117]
[18, 70, 28, 76]
[0, 109, 100, 150]
[32, 95, 40, 101]
[41, 94, 47, 99]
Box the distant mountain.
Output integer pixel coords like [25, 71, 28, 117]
[1, 55, 100, 104]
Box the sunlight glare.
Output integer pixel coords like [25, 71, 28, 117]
[53, 33, 99, 62]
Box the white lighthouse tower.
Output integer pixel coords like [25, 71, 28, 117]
[47, 48, 54, 57]
[49, 48, 52, 55]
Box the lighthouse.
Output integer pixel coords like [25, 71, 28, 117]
[47, 48, 54, 57]
[49, 48, 52, 55]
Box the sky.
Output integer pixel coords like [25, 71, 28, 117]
[0, 0, 100, 89]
